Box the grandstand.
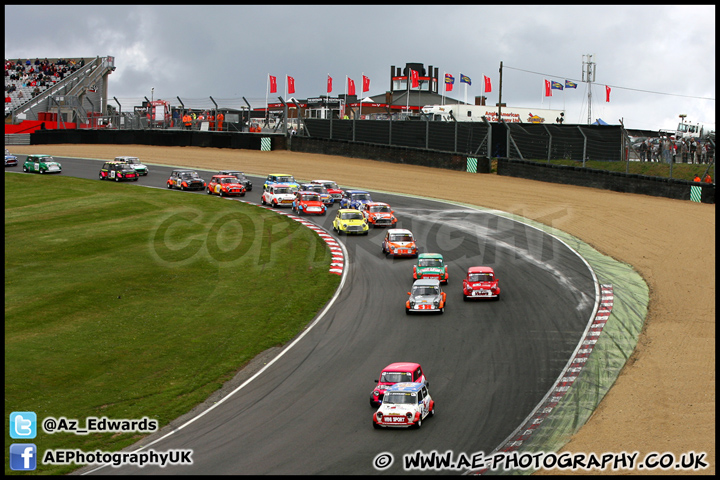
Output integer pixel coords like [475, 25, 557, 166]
[5, 56, 114, 132]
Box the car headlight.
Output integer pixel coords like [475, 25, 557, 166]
[342, 223, 347, 229]
[434, 299, 440, 306]
[376, 412, 383, 420]
[406, 412, 413, 420]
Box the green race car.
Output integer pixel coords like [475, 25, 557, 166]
[413, 253, 448, 284]
[23, 154, 62, 174]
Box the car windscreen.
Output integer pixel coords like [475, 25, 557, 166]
[274, 188, 291, 194]
[301, 195, 320, 202]
[221, 178, 239, 184]
[383, 392, 417, 405]
[413, 287, 439, 296]
[418, 259, 441, 267]
[469, 274, 493, 282]
[380, 372, 412, 383]
[370, 205, 391, 213]
[277, 176, 294, 183]
[179, 173, 198, 179]
[390, 235, 413, 242]
[341, 212, 363, 220]
[353, 194, 371, 201]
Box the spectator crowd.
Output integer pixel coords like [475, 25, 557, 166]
[5, 57, 85, 107]
[638, 136, 714, 165]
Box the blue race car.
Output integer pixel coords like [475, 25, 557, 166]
[340, 190, 373, 210]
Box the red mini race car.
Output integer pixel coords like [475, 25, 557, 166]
[207, 175, 246, 197]
[361, 202, 397, 228]
[311, 179, 344, 204]
[370, 362, 427, 407]
[462, 266, 500, 300]
[292, 191, 327, 215]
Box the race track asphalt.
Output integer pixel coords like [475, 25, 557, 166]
[18, 156, 597, 475]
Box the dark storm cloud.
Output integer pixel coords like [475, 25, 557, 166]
[5, 5, 715, 130]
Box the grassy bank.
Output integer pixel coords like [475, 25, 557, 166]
[4, 173, 340, 475]
[505, 158, 715, 182]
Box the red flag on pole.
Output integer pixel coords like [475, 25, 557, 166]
[269, 75, 277, 94]
[327, 75, 332, 93]
[410, 69, 419, 88]
[445, 73, 454, 92]
[484, 75, 492, 93]
[348, 77, 356, 96]
[362, 75, 370, 93]
[605, 85, 611, 102]
[287, 75, 295, 94]
[544, 79, 552, 97]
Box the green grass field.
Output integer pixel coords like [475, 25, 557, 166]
[4, 173, 340, 475]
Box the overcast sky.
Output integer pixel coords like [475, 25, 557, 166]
[5, 5, 715, 131]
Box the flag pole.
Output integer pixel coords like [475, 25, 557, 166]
[359, 72, 363, 119]
[441, 71, 445, 105]
[265, 74, 269, 127]
[344, 75, 347, 118]
[406, 70, 410, 114]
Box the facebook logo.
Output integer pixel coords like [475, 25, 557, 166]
[10, 444, 37, 471]
[10, 411, 37, 439]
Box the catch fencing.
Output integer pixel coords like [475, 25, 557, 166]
[301, 118, 623, 162]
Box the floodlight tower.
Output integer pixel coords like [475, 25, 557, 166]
[582, 54, 596, 124]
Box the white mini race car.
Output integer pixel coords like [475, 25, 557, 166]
[372, 382, 434, 429]
[261, 183, 297, 208]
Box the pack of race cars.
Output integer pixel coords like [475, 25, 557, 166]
[18, 157, 499, 430]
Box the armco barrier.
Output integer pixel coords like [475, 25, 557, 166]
[498, 158, 715, 204]
[23, 128, 712, 203]
[28, 129, 287, 152]
[289, 136, 491, 173]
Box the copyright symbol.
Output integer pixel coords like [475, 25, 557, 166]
[373, 452, 393, 471]
[43, 417, 57, 433]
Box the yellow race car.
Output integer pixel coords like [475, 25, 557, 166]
[332, 208, 369, 235]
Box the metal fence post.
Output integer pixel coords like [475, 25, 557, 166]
[543, 125, 552, 163]
[388, 115, 392, 145]
[504, 122, 524, 161]
[425, 117, 429, 150]
[454, 120, 458, 153]
[578, 126, 588, 167]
